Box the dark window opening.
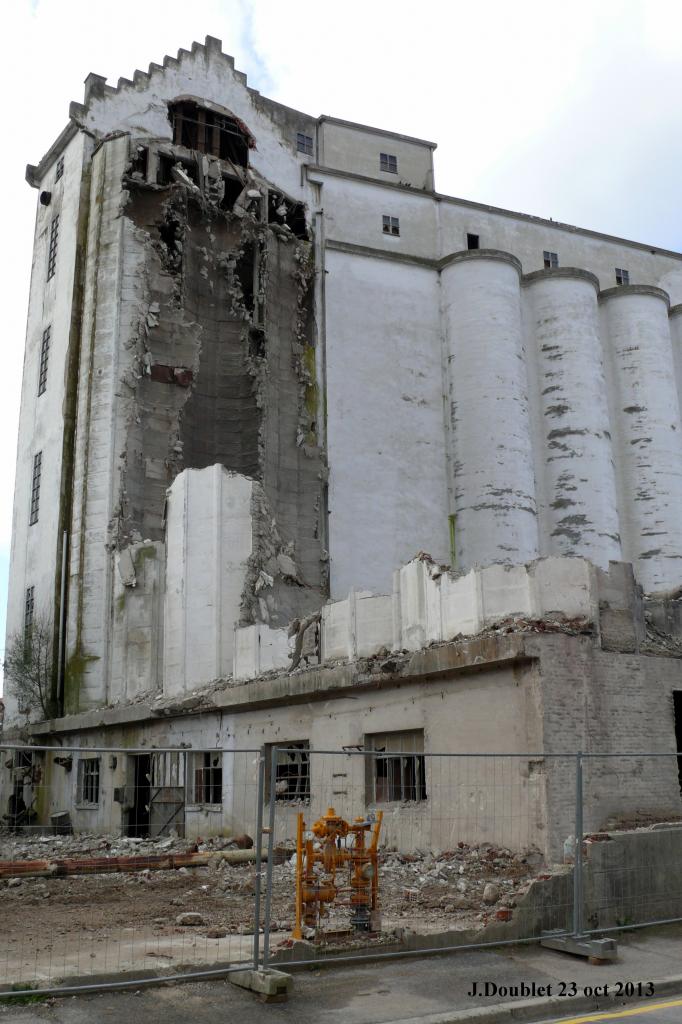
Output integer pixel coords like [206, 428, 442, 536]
[249, 326, 266, 360]
[47, 214, 59, 281]
[296, 132, 314, 156]
[235, 241, 255, 315]
[157, 153, 175, 186]
[616, 267, 630, 286]
[366, 730, 427, 803]
[38, 326, 50, 396]
[190, 752, 222, 804]
[380, 152, 398, 173]
[267, 742, 311, 803]
[382, 215, 400, 236]
[674, 693, 682, 793]
[467, 233, 480, 250]
[221, 174, 244, 210]
[169, 101, 251, 167]
[55, 156, 64, 182]
[543, 250, 559, 269]
[77, 757, 100, 805]
[157, 153, 201, 189]
[157, 211, 184, 271]
[267, 191, 308, 239]
[29, 451, 42, 525]
[39, 191, 51, 207]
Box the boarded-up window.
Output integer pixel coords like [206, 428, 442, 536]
[366, 730, 427, 804]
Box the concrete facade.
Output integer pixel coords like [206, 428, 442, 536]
[3, 38, 682, 859]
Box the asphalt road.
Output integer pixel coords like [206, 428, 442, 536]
[540, 997, 682, 1023]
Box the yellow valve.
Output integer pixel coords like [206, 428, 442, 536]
[292, 806, 383, 940]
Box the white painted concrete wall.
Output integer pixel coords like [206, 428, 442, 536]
[233, 623, 291, 681]
[325, 249, 450, 598]
[524, 271, 621, 564]
[601, 288, 682, 591]
[164, 467, 253, 694]
[319, 119, 434, 190]
[442, 252, 539, 569]
[3, 131, 88, 723]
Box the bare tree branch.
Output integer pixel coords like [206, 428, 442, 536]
[4, 611, 55, 721]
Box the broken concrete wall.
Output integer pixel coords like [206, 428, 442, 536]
[61, 116, 327, 712]
[66, 135, 135, 714]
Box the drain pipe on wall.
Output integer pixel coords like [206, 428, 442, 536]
[57, 529, 68, 710]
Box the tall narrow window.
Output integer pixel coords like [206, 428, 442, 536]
[382, 215, 400, 236]
[467, 233, 480, 250]
[77, 758, 100, 805]
[47, 215, 59, 281]
[29, 452, 42, 525]
[189, 751, 223, 805]
[380, 153, 398, 173]
[55, 156, 65, 182]
[24, 586, 35, 639]
[615, 267, 630, 286]
[543, 250, 559, 269]
[38, 326, 50, 396]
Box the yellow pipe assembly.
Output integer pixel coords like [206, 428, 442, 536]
[293, 807, 383, 939]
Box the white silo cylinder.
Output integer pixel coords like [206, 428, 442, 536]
[441, 251, 539, 570]
[601, 286, 682, 593]
[525, 269, 621, 566]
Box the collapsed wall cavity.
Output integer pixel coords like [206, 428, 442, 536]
[113, 144, 326, 691]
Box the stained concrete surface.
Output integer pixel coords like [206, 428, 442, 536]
[3, 926, 682, 1024]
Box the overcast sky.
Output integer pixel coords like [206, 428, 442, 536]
[0, 0, 681, 689]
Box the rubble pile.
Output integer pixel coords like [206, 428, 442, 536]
[1, 832, 550, 953]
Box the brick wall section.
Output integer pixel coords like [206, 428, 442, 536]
[527, 633, 682, 857]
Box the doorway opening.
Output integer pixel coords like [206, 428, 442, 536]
[673, 692, 682, 793]
[128, 754, 151, 836]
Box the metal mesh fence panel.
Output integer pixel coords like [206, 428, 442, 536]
[0, 745, 263, 992]
[580, 753, 682, 934]
[262, 749, 576, 966]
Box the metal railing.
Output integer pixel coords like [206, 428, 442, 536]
[1, 743, 681, 996]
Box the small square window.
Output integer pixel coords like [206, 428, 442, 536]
[467, 233, 480, 250]
[55, 156, 65, 182]
[543, 250, 559, 269]
[38, 326, 51, 396]
[615, 268, 630, 286]
[382, 215, 400, 236]
[265, 742, 310, 803]
[77, 758, 100, 805]
[296, 132, 314, 156]
[366, 730, 427, 804]
[380, 152, 398, 173]
[188, 751, 222, 804]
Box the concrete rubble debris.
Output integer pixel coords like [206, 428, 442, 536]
[175, 911, 204, 926]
